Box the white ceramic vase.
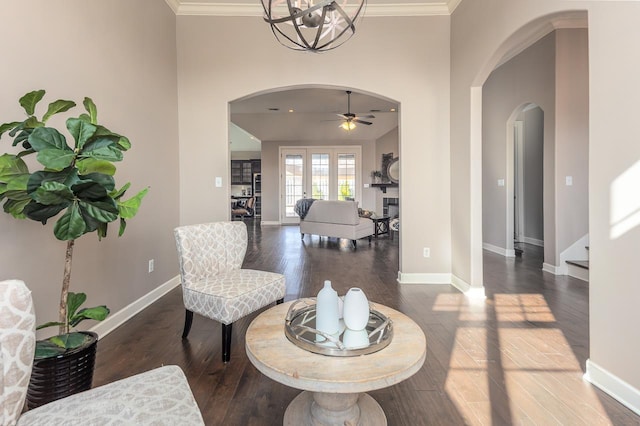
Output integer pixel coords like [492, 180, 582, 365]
[342, 328, 370, 349]
[342, 287, 369, 331]
[316, 280, 340, 337]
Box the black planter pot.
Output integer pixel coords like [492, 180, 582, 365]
[26, 331, 98, 409]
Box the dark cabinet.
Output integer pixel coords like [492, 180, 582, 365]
[231, 160, 257, 185]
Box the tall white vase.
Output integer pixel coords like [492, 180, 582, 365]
[343, 287, 369, 331]
[316, 280, 340, 337]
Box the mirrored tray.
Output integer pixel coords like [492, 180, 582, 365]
[284, 298, 393, 357]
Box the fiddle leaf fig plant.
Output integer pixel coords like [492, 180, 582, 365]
[0, 90, 148, 357]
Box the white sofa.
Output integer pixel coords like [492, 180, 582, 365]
[299, 200, 374, 247]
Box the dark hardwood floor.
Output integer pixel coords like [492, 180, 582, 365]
[93, 221, 639, 425]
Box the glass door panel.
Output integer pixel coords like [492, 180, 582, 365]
[337, 153, 356, 201]
[282, 150, 305, 223]
[311, 152, 330, 200]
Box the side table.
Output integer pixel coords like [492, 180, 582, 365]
[371, 216, 390, 238]
[245, 301, 426, 425]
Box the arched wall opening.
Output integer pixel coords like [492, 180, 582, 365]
[227, 84, 401, 261]
[469, 10, 588, 289]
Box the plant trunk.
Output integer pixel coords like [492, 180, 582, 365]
[59, 239, 75, 335]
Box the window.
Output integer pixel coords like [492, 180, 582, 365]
[280, 147, 361, 223]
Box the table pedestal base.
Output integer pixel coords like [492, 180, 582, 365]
[284, 391, 386, 426]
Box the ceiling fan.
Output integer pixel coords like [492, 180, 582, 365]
[337, 90, 375, 131]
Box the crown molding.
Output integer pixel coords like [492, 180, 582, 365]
[165, 1, 460, 17]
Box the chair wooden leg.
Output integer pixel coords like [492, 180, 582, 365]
[222, 323, 232, 363]
[182, 309, 194, 339]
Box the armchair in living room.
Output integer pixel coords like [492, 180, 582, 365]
[0, 279, 204, 426]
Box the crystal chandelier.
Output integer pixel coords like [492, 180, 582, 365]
[261, 0, 366, 52]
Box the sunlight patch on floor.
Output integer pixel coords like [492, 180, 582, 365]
[440, 293, 613, 425]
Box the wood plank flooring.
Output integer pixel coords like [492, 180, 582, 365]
[93, 221, 640, 425]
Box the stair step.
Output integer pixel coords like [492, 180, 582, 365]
[566, 260, 589, 270]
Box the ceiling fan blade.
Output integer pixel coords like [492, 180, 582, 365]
[337, 113, 349, 119]
[356, 114, 376, 119]
[354, 119, 372, 125]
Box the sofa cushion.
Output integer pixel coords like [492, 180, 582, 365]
[303, 200, 359, 225]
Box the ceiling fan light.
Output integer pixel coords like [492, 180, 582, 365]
[341, 121, 356, 131]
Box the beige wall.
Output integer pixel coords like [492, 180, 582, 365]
[0, 0, 180, 336]
[176, 15, 452, 275]
[452, 0, 640, 396]
[522, 107, 544, 242]
[555, 28, 590, 255]
[481, 32, 556, 256]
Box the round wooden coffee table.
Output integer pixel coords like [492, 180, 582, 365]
[245, 300, 426, 425]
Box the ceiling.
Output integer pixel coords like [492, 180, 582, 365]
[230, 88, 399, 143]
[165, 0, 462, 16]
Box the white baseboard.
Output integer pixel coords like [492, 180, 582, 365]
[397, 272, 451, 285]
[483, 242, 515, 257]
[542, 262, 560, 275]
[90, 275, 181, 339]
[451, 275, 486, 298]
[584, 359, 640, 416]
[260, 221, 281, 226]
[523, 237, 544, 247]
[451, 274, 470, 292]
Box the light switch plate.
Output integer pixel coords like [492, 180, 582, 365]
[566, 176, 573, 186]
[215, 177, 222, 187]
[498, 179, 505, 187]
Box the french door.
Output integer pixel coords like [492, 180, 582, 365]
[280, 147, 361, 224]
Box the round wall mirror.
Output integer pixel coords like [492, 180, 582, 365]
[387, 158, 399, 183]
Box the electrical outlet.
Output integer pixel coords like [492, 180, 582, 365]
[148, 259, 154, 273]
[423, 248, 430, 258]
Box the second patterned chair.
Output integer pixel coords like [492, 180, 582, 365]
[174, 221, 285, 363]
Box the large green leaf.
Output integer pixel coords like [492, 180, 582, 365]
[66, 118, 96, 150]
[53, 202, 86, 240]
[19, 90, 45, 116]
[66, 292, 87, 318]
[69, 306, 110, 328]
[79, 199, 119, 223]
[36, 148, 75, 171]
[49, 332, 87, 349]
[0, 154, 29, 179]
[32, 181, 74, 205]
[72, 181, 109, 201]
[34, 340, 66, 359]
[42, 99, 76, 123]
[109, 182, 130, 200]
[35, 321, 64, 331]
[116, 136, 131, 151]
[76, 158, 116, 176]
[118, 187, 148, 219]
[0, 121, 20, 139]
[3, 189, 31, 201]
[3, 198, 30, 218]
[80, 173, 115, 192]
[5, 175, 30, 191]
[29, 127, 70, 152]
[83, 97, 98, 124]
[80, 145, 123, 162]
[27, 168, 79, 196]
[23, 202, 67, 224]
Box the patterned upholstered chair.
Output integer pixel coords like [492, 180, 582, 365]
[174, 221, 286, 363]
[0, 279, 204, 425]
